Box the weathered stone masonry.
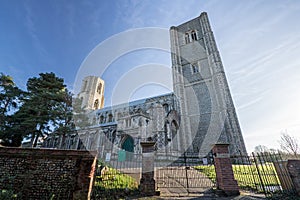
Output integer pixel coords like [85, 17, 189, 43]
[44, 12, 247, 157]
[0, 147, 97, 200]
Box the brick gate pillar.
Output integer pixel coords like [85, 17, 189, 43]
[139, 142, 156, 196]
[212, 143, 239, 196]
[287, 160, 300, 196]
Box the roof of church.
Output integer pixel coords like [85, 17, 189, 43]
[95, 92, 174, 114]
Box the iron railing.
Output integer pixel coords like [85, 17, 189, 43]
[231, 152, 296, 197]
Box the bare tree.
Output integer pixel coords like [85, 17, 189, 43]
[279, 131, 299, 155]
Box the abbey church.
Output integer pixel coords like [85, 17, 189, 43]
[43, 12, 247, 157]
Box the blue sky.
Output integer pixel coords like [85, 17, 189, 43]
[1, 0, 300, 152]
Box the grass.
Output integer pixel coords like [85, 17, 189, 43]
[94, 167, 138, 189]
[92, 166, 139, 199]
[194, 165, 216, 183]
[0, 189, 19, 200]
[194, 163, 282, 193]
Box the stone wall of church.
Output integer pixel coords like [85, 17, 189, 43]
[44, 93, 181, 157]
[170, 12, 247, 155]
[44, 12, 247, 157]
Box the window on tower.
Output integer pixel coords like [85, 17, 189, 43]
[185, 33, 190, 44]
[94, 99, 99, 109]
[191, 63, 199, 74]
[191, 30, 198, 41]
[184, 30, 198, 44]
[97, 83, 102, 94]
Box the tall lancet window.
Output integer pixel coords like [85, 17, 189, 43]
[97, 83, 102, 94]
[185, 32, 190, 44]
[191, 30, 198, 41]
[191, 63, 199, 74]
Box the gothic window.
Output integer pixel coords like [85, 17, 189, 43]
[191, 30, 198, 41]
[191, 63, 199, 74]
[108, 113, 113, 122]
[185, 32, 190, 44]
[94, 99, 99, 109]
[185, 30, 198, 44]
[97, 83, 102, 94]
[171, 120, 178, 138]
[99, 115, 104, 124]
[163, 104, 169, 113]
[164, 121, 171, 143]
[126, 118, 131, 127]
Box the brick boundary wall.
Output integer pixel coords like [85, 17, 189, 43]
[0, 147, 97, 200]
[287, 160, 300, 196]
[212, 144, 240, 196]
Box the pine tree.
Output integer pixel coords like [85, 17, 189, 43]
[0, 73, 24, 146]
[15, 72, 67, 147]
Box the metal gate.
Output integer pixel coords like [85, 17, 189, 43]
[155, 152, 215, 196]
[91, 152, 141, 199]
[232, 152, 297, 197]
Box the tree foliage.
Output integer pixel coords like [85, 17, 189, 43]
[0, 72, 81, 147]
[0, 73, 24, 146]
[254, 145, 269, 153]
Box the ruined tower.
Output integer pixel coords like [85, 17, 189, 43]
[77, 76, 105, 110]
[170, 12, 247, 155]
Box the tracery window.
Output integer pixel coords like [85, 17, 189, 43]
[184, 30, 198, 44]
[191, 30, 198, 41]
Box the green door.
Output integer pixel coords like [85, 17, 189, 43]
[121, 136, 134, 152]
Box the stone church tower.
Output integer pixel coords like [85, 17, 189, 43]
[44, 12, 247, 157]
[170, 12, 247, 155]
[77, 76, 105, 110]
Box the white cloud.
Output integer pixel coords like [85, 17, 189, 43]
[23, 2, 49, 60]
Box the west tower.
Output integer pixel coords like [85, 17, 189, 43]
[77, 76, 105, 110]
[170, 12, 247, 155]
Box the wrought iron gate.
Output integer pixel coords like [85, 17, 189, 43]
[91, 152, 141, 199]
[232, 152, 296, 197]
[155, 152, 215, 196]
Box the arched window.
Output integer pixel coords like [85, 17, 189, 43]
[94, 99, 99, 109]
[97, 83, 102, 94]
[171, 120, 178, 137]
[185, 32, 190, 44]
[164, 121, 171, 143]
[108, 113, 113, 122]
[191, 63, 199, 74]
[163, 104, 169, 113]
[191, 30, 197, 41]
[99, 115, 104, 124]
[126, 118, 131, 127]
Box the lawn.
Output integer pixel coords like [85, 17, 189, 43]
[194, 163, 281, 192]
[92, 166, 139, 199]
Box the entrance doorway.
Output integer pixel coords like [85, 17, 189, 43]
[121, 135, 134, 153]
